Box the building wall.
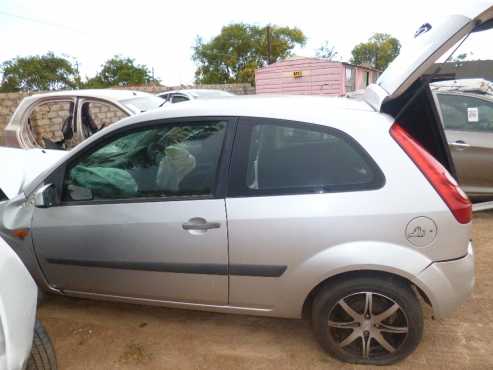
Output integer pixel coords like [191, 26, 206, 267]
[256, 58, 345, 96]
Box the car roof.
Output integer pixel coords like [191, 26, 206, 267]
[114, 95, 378, 132]
[432, 79, 493, 97]
[20, 89, 155, 103]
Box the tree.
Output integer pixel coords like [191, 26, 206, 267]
[85, 56, 158, 88]
[350, 33, 401, 71]
[193, 23, 306, 84]
[0, 52, 79, 92]
[316, 41, 338, 61]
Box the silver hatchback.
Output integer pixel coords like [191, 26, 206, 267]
[1, 5, 489, 365]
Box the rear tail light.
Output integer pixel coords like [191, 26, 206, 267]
[390, 123, 472, 224]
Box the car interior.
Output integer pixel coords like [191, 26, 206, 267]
[64, 122, 226, 201]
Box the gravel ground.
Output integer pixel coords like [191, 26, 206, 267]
[38, 212, 493, 370]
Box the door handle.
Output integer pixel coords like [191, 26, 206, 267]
[182, 221, 221, 231]
[450, 140, 470, 148]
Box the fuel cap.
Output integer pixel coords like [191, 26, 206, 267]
[405, 217, 438, 247]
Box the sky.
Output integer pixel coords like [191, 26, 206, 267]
[0, 0, 490, 86]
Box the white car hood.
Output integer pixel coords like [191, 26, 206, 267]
[0, 147, 67, 199]
[367, 2, 493, 111]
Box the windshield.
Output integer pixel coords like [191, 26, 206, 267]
[120, 96, 165, 113]
[190, 90, 234, 98]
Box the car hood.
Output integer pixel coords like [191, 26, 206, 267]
[365, 2, 493, 111]
[0, 147, 67, 199]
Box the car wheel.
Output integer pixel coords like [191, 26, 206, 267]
[26, 320, 57, 370]
[312, 275, 423, 365]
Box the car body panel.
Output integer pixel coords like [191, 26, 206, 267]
[446, 129, 493, 198]
[31, 199, 229, 305]
[366, 3, 493, 111]
[0, 236, 37, 370]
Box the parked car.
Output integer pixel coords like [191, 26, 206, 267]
[0, 236, 57, 370]
[432, 79, 493, 200]
[1, 4, 490, 365]
[4, 89, 165, 150]
[156, 89, 234, 104]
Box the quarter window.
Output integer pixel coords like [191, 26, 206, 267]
[229, 119, 384, 196]
[63, 121, 227, 201]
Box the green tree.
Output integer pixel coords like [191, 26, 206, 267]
[316, 41, 338, 61]
[350, 33, 401, 71]
[193, 23, 306, 84]
[85, 56, 158, 88]
[0, 52, 79, 92]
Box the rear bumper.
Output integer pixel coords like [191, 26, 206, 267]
[415, 242, 475, 319]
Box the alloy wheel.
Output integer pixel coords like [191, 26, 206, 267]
[327, 291, 409, 360]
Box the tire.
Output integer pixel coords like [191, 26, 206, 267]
[26, 320, 57, 370]
[312, 275, 423, 365]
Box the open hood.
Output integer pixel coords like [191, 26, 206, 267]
[365, 2, 493, 111]
[0, 148, 66, 199]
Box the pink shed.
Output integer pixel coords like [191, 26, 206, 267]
[255, 57, 380, 96]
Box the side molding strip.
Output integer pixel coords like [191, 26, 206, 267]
[46, 258, 287, 277]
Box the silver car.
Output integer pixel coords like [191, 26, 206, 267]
[1, 5, 489, 365]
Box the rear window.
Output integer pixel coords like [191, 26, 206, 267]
[229, 118, 385, 196]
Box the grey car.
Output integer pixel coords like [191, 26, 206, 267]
[0, 5, 489, 365]
[433, 79, 493, 200]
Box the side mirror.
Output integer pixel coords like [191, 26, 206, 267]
[34, 184, 57, 208]
[68, 184, 93, 201]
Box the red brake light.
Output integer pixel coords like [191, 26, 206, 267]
[390, 123, 472, 224]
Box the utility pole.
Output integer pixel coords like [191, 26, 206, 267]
[266, 25, 273, 64]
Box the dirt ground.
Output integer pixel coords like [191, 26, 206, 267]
[38, 212, 493, 370]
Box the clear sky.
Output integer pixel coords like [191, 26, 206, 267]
[0, 0, 490, 86]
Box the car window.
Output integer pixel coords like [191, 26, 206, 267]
[28, 100, 76, 149]
[229, 119, 384, 196]
[63, 121, 227, 202]
[438, 94, 493, 132]
[80, 101, 128, 139]
[171, 95, 189, 103]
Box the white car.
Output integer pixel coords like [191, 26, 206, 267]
[4, 89, 165, 150]
[156, 89, 234, 104]
[0, 236, 56, 370]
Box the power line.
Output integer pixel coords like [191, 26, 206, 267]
[0, 10, 89, 35]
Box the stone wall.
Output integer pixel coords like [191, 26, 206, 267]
[0, 83, 255, 146]
[0, 92, 30, 145]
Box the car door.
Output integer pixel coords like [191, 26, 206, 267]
[225, 117, 385, 310]
[31, 117, 234, 305]
[437, 93, 493, 197]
